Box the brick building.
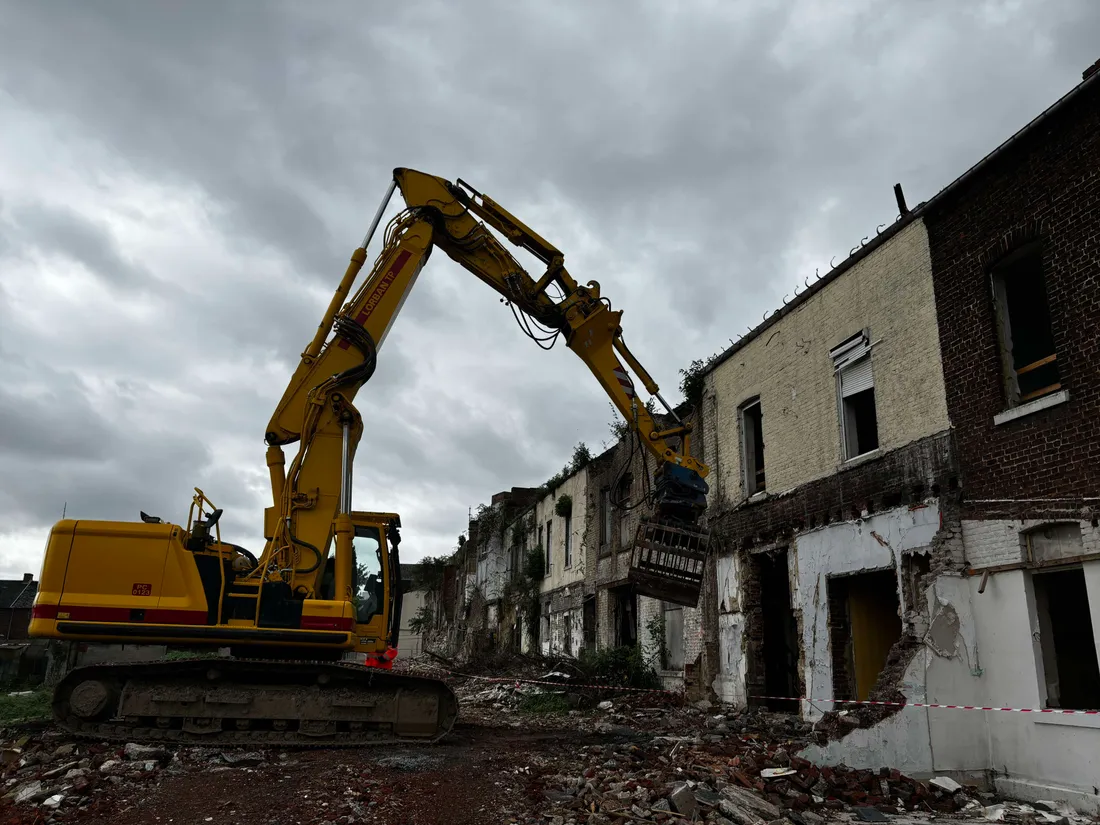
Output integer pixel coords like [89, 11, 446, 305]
[428, 57, 1100, 813]
[917, 62, 1100, 807]
[693, 200, 964, 725]
[0, 573, 38, 640]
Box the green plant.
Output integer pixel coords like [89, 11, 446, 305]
[607, 399, 658, 443]
[570, 442, 592, 472]
[407, 604, 433, 634]
[576, 645, 661, 690]
[409, 554, 451, 591]
[517, 546, 546, 646]
[518, 692, 571, 714]
[554, 494, 573, 518]
[645, 612, 669, 670]
[0, 688, 51, 724]
[678, 358, 712, 409]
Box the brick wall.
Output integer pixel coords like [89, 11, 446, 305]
[925, 76, 1100, 513]
[701, 219, 949, 504]
[963, 518, 1100, 569]
[706, 430, 959, 551]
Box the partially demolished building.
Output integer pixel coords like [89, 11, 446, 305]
[427, 62, 1100, 810]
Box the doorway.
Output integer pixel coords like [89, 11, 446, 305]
[828, 569, 902, 701]
[758, 551, 800, 712]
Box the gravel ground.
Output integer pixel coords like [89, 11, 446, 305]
[1, 672, 1096, 825]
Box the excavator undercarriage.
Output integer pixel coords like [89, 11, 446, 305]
[52, 656, 458, 748]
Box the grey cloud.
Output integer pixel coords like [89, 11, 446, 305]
[1, 1, 1098, 570]
[9, 202, 151, 289]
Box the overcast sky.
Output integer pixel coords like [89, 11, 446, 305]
[1, 1, 1097, 576]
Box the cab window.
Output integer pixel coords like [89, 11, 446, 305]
[352, 525, 385, 623]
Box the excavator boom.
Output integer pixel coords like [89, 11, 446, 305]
[29, 166, 712, 750]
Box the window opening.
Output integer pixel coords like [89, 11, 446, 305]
[831, 331, 879, 460]
[1032, 568, 1100, 710]
[545, 519, 552, 575]
[991, 242, 1060, 406]
[740, 398, 766, 495]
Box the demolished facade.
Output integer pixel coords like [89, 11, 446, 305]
[422, 63, 1100, 811]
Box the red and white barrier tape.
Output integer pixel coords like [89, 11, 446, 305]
[750, 695, 1099, 715]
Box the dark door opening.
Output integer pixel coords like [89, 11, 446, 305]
[828, 569, 902, 701]
[582, 596, 596, 653]
[759, 551, 800, 712]
[611, 585, 638, 648]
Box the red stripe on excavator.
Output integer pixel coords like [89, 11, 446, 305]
[337, 249, 413, 350]
[39, 605, 207, 625]
[299, 616, 355, 631]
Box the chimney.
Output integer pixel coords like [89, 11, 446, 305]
[22, 573, 32, 582]
[1085, 58, 1100, 81]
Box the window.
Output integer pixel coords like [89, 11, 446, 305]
[1032, 567, 1100, 710]
[351, 525, 384, 624]
[600, 487, 612, 548]
[616, 473, 633, 550]
[564, 513, 572, 567]
[537, 524, 543, 569]
[991, 243, 1061, 406]
[740, 398, 766, 495]
[545, 519, 552, 575]
[830, 331, 879, 460]
[563, 612, 573, 656]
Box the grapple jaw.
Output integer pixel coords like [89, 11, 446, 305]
[627, 464, 713, 609]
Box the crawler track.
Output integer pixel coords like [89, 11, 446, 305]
[51, 656, 459, 748]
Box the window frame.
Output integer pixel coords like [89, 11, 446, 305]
[545, 518, 552, 576]
[739, 396, 766, 497]
[830, 330, 879, 462]
[988, 240, 1061, 409]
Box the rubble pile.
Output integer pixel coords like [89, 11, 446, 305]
[0, 731, 279, 822]
[519, 704, 1098, 825]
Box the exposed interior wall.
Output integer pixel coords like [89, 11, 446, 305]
[796, 501, 941, 719]
[964, 519, 1100, 813]
[397, 588, 426, 658]
[712, 553, 748, 705]
[536, 470, 588, 594]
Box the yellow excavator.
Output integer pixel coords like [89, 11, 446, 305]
[28, 168, 712, 747]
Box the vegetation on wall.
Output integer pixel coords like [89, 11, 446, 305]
[537, 440, 594, 499]
[407, 604, 433, 634]
[645, 611, 670, 671]
[554, 494, 573, 518]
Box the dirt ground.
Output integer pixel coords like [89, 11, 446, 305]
[2, 671, 1096, 825]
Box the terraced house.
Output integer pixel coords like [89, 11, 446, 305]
[427, 58, 1100, 812]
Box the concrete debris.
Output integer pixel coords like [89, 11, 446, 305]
[670, 782, 698, 816]
[123, 742, 168, 762]
[931, 775, 964, 793]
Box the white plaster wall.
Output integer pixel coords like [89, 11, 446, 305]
[533, 470, 588, 594]
[800, 647, 935, 773]
[397, 589, 426, 658]
[798, 571, 988, 776]
[968, 561, 1100, 813]
[795, 501, 941, 717]
[713, 553, 748, 705]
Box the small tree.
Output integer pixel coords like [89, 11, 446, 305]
[570, 442, 592, 472]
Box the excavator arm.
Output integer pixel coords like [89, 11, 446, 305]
[258, 168, 711, 603]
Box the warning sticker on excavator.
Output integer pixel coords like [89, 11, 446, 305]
[132, 583, 152, 597]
